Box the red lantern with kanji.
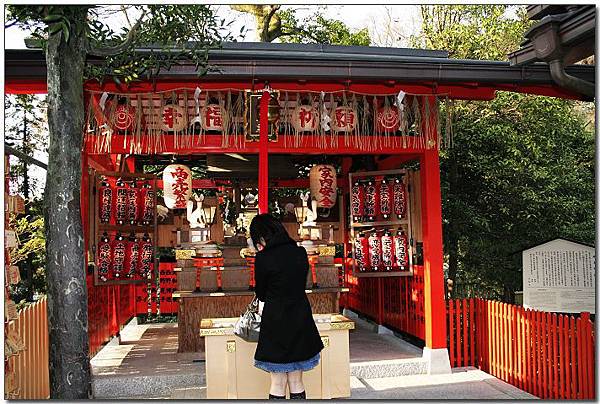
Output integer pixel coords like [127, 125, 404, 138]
[99, 176, 113, 224]
[115, 178, 128, 225]
[364, 178, 379, 222]
[393, 177, 407, 219]
[309, 164, 337, 208]
[379, 177, 392, 220]
[200, 104, 224, 132]
[140, 182, 155, 225]
[113, 104, 136, 132]
[381, 230, 394, 271]
[163, 164, 192, 209]
[111, 233, 126, 279]
[125, 233, 140, 278]
[376, 106, 400, 133]
[127, 181, 140, 225]
[351, 180, 365, 222]
[354, 232, 370, 272]
[97, 232, 112, 282]
[139, 234, 153, 278]
[393, 229, 409, 271]
[292, 105, 319, 132]
[331, 106, 357, 132]
[368, 231, 382, 271]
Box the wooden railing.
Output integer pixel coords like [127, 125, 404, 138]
[448, 298, 595, 400]
[5, 297, 50, 399]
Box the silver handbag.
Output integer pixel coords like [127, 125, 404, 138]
[233, 295, 261, 342]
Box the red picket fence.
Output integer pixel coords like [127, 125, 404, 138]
[448, 298, 595, 400]
[341, 264, 425, 341]
[87, 274, 136, 357]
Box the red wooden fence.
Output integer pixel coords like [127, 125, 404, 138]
[341, 265, 425, 340]
[448, 298, 595, 400]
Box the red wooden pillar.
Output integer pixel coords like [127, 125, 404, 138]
[258, 90, 269, 214]
[420, 148, 447, 350]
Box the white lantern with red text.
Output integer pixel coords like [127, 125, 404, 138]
[162, 105, 187, 132]
[200, 104, 224, 131]
[309, 165, 337, 209]
[163, 164, 192, 209]
[331, 106, 357, 132]
[292, 105, 319, 132]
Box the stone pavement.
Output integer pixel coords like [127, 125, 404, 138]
[90, 319, 536, 400]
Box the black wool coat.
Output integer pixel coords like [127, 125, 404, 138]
[254, 233, 324, 364]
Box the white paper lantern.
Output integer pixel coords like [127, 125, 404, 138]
[309, 165, 337, 208]
[163, 164, 192, 209]
[162, 105, 187, 132]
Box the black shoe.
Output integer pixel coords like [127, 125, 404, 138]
[269, 393, 286, 399]
[290, 391, 306, 400]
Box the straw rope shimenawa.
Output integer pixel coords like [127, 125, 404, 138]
[84, 88, 454, 154]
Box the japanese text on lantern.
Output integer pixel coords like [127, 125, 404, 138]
[171, 167, 190, 209]
[318, 166, 335, 208]
[332, 107, 356, 132]
[202, 104, 223, 131]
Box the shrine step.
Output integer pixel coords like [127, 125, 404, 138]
[350, 358, 428, 378]
[92, 370, 205, 399]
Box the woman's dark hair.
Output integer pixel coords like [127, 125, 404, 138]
[249, 214, 290, 249]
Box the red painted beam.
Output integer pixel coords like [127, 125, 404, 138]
[258, 90, 269, 213]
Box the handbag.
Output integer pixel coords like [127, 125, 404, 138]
[233, 295, 261, 342]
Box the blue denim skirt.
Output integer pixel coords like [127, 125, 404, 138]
[254, 353, 320, 373]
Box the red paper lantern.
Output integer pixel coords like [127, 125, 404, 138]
[125, 233, 140, 278]
[368, 231, 382, 271]
[140, 183, 155, 225]
[350, 180, 365, 222]
[115, 178, 128, 225]
[97, 232, 112, 282]
[393, 229, 409, 271]
[111, 233, 126, 279]
[139, 234, 153, 278]
[114, 104, 136, 132]
[354, 232, 370, 272]
[379, 177, 392, 220]
[99, 177, 113, 224]
[309, 164, 337, 208]
[127, 181, 140, 225]
[393, 177, 407, 219]
[376, 106, 400, 133]
[381, 230, 394, 271]
[364, 178, 379, 222]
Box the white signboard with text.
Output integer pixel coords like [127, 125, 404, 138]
[522, 239, 595, 314]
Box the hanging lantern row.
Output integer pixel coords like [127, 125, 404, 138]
[351, 176, 406, 223]
[99, 176, 155, 226]
[86, 90, 447, 154]
[162, 164, 192, 210]
[97, 232, 153, 282]
[354, 228, 409, 272]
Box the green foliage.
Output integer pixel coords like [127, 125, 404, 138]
[6, 5, 233, 84]
[411, 5, 530, 60]
[278, 9, 370, 45]
[416, 5, 595, 299]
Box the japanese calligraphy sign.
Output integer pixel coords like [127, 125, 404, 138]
[200, 104, 224, 131]
[331, 106, 357, 132]
[309, 165, 337, 208]
[162, 104, 187, 132]
[376, 106, 400, 133]
[163, 164, 192, 209]
[292, 105, 319, 132]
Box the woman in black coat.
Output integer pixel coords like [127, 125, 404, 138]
[250, 214, 324, 400]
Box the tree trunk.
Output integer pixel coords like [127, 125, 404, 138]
[22, 106, 34, 302]
[44, 7, 91, 399]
